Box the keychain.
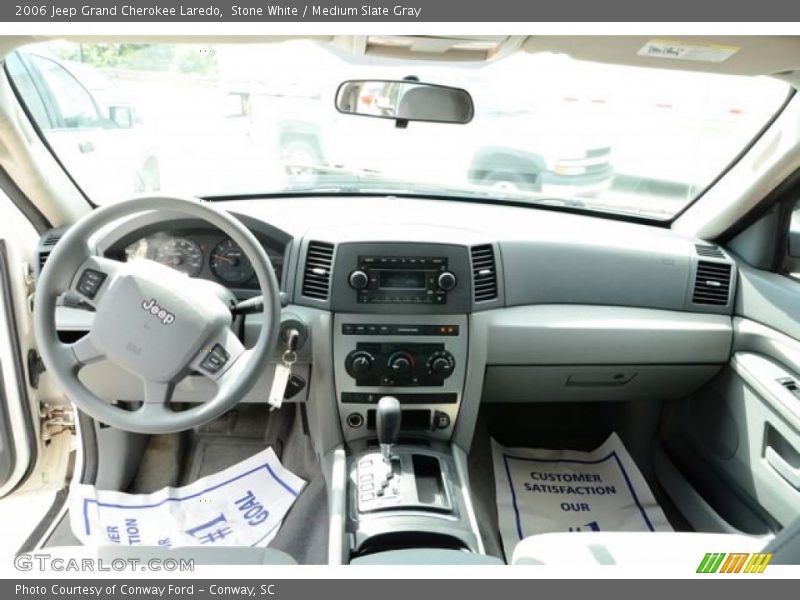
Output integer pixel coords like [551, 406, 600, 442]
[268, 329, 299, 411]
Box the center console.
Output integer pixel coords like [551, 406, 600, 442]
[333, 313, 468, 443]
[328, 242, 484, 560]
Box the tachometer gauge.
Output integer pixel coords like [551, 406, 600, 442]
[210, 238, 254, 285]
[152, 237, 204, 277]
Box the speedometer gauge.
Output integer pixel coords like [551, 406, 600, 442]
[152, 237, 203, 277]
[210, 239, 254, 285]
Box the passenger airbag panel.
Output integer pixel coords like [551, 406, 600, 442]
[480, 305, 732, 365]
[482, 364, 722, 403]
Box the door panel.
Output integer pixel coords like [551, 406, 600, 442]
[722, 350, 800, 525]
[0, 244, 25, 489]
[0, 192, 40, 497]
[696, 261, 800, 528]
[662, 260, 800, 532]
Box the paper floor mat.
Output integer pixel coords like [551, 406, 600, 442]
[70, 446, 305, 548]
[492, 433, 672, 560]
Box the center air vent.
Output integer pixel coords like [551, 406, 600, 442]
[695, 244, 725, 258]
[470, 244, 498, 302]
[692, 261, 732, 306]
[302, 241, 334, 300]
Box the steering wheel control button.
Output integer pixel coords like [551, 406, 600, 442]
[76, 269, 107, 299]
[200, 343, 230, 374]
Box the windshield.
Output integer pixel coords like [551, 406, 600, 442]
[7, 39, 791, 220]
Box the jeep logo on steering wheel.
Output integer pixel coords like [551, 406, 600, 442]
[142, 298, 176, 325]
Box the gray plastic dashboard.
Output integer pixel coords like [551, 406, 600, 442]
[273, 196, 736, 317]
[43, 196, 737, 317]
[44, 196, 736, 414]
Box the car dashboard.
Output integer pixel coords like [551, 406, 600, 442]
[42, 195, 737, 447]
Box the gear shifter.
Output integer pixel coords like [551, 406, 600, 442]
[376, 396, 401, 463]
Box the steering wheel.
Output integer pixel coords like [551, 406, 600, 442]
[33, 196, 282, 434]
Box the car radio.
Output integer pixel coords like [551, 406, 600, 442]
[347, 256, 457, 305]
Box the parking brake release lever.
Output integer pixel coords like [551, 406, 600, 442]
[376, 396, 401, 464]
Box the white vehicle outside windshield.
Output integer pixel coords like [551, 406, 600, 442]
[7, 39, 791, 220]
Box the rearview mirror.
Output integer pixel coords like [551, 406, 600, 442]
[335, 80, 474, 125]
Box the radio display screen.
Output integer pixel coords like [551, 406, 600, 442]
[378, 270, 427, 290]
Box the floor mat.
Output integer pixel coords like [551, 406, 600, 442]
[185, 438, 266, 483]
[492, 432, 672, 560]
[70, 447, 306, 548]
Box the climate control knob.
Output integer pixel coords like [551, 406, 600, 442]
[437, 271, 457, 291]
[427, 350, 455, 379]
[349, 270, 369, 290]
[387, 351, 415, 379]
[345, 350, 375, 377]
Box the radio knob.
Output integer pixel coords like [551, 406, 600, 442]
[437, 271, 457, 291]
[346, 350, 374, 377]
[387, 351, 414, 379]
[349, 270, 369, 290]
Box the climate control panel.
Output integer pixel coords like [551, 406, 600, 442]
[345, 343, 456, 387]
[333, 313, 468, 443]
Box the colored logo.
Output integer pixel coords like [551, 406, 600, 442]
[696, 552, 773, 574]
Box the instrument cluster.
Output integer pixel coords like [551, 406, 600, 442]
[119, 230, 284, 289]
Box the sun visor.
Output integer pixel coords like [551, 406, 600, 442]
[334, 35, 527, 62]
[522, 36, 800, 77]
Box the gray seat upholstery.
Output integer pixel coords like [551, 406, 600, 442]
[350, 548, 504, 565]
[38, 544, 297, 565]
[764, 517, 800, 564]
[511, 531, 771, 566]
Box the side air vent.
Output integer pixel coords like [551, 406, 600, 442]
[695, 244, 725, 258]
[42, 232, 62, 246]
[692, 261, 732, 306]
[302, 241, 334, 300]
[36, 229, 66, 275]
[471, 244, 498, 302]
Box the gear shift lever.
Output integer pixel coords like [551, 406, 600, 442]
[376, 396, 401, 463]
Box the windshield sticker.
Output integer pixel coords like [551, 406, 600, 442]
[70, 447, 305, 548]
[638, 39, 739, 63]
[492, 433, 672, 560]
